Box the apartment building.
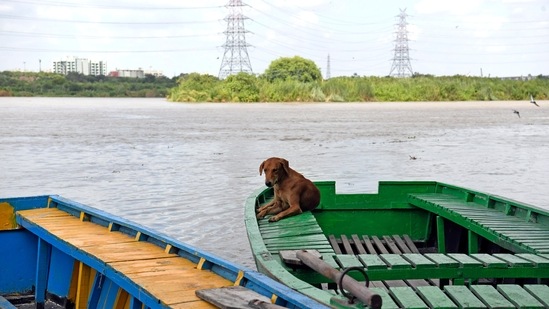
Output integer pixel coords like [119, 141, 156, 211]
[53, 57, 107, 76]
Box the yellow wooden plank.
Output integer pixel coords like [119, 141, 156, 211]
[114, 289, 129, 309]
[68, 260, 79, 303]
[76, 262, 92, 309]
[18, 207, 234, 308]
[170, 300, 218, 309]
[141, 285, 227, 305]
[18, 208, 72, 219]
[110, 257, 196, 274]
[0, 202, 16, 230]
[84, 242, 174, 263]
[130, 271, 232, 304]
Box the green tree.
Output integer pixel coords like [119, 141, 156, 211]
[263, 56, 322, 83]
[176, 73, 219, 92]
[223, 72, 260, 102]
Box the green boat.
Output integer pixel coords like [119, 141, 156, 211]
[245, 181, 549, 308]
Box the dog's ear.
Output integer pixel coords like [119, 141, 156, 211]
[259, 161, 265, 175]
[280, 158, 290, 175]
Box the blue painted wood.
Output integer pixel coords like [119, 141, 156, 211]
[0, 295, 17, 309]
[0, 195, 51, 212]
[96, 276, 122, 309]
[9, 195, 331, 309]
[47, 246, 75, 299]
[129, 296, 144, 309]
[0, 230, 37, 294]
[87, 273, 104, 309]
[35, 239, 52, 305]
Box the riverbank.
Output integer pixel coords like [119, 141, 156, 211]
[167, 73, 549, 102]
[0, 71, 176, 97]
[2, 71, 547, 102]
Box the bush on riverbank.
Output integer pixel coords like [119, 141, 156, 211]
[168, 73, 549, 103]
[0, 71, 176, 97]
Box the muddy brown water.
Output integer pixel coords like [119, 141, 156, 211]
[1, 97, 548, 267]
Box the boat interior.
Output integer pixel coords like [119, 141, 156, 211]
[253, 181, 549, 308]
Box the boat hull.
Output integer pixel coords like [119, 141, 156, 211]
[1, 195, 328, 309]
[245, 181, 549, 308]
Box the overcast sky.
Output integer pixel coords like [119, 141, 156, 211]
[1, 0, 548, 78]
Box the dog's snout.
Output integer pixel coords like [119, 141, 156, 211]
[265, 181, 273, 187]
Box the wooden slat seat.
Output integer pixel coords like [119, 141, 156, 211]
[408, 193, 549, 254]
[333, 252, 549, 282]
[17, 208, 234, 308]
[369, 284, 549, 309]
[328, 235, 549, 284]
[259, 211, 335, 258]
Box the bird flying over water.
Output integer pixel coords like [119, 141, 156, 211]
[513, 110, 520, 118]
[530, 94, 539, 107]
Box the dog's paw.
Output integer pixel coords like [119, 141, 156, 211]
[268, 216, 280, 222]
[256, 212, 266, 219]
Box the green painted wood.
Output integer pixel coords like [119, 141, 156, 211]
[392, 235, 412, 253]
[402, 253, 437, 269]
[492, 253, 534, 268]
[469, 254, 508, 268]
[264, 234, 329, 244]
[516, 254, 549, 267]
[320, 254, 341, 269]
[390, 286, 428, 309]
[470, 285, 514, 309]
[523, 285, 549, 307]
[407, 192, 549, 254]
[424, 253, 460, 268]
[437, 216, 446, 253]
[468, 230, 479, 254]
[497, 284, 544, 309]
[369, 287, 399, 309]
[444, 286, 486, 309]
[258, 211, 335, 260]
[416, 286, 458, 309]
[358, 254, 387, 270]
[380, 254, 412, 269]
[335, 254, 364, 268]
[446, 254, 483, 268]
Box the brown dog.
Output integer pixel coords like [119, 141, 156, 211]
[257, 157, 320, 222]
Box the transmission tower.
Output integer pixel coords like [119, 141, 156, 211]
[389, 9, 413, 78]
[218, 0, 253, 79]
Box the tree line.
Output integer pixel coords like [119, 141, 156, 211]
[0, 71, 176, 97]
[2, 56, 548, 102]
[168, 56, 549, 102]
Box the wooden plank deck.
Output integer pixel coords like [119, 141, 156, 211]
[17, 207, 234, 308]
[258, 211, 335, 256]
[408, 193, 549, 254]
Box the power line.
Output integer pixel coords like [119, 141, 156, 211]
[1, 0, 222, 10]
[0, 14, 218, 25]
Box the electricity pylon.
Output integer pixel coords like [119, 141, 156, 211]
[218, 0, 253, 79]
[389, 9, 413, 78]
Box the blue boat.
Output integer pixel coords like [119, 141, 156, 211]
[0, 195, 328, 309]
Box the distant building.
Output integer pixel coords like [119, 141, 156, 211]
[144, 69, 164, 77]
[110, 69, 145, 78]
[108, 68, 164, 78]
[52, 57, 107, 76]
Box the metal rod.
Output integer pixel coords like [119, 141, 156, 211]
[296, 250, 382, 309]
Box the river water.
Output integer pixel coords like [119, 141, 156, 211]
[1, 97, 548, 268]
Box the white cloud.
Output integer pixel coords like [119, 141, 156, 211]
[292, 11, 319, 27]
[415, 0, 482, 15]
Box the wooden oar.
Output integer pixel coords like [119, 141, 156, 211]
[294, 250, 382, 309]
